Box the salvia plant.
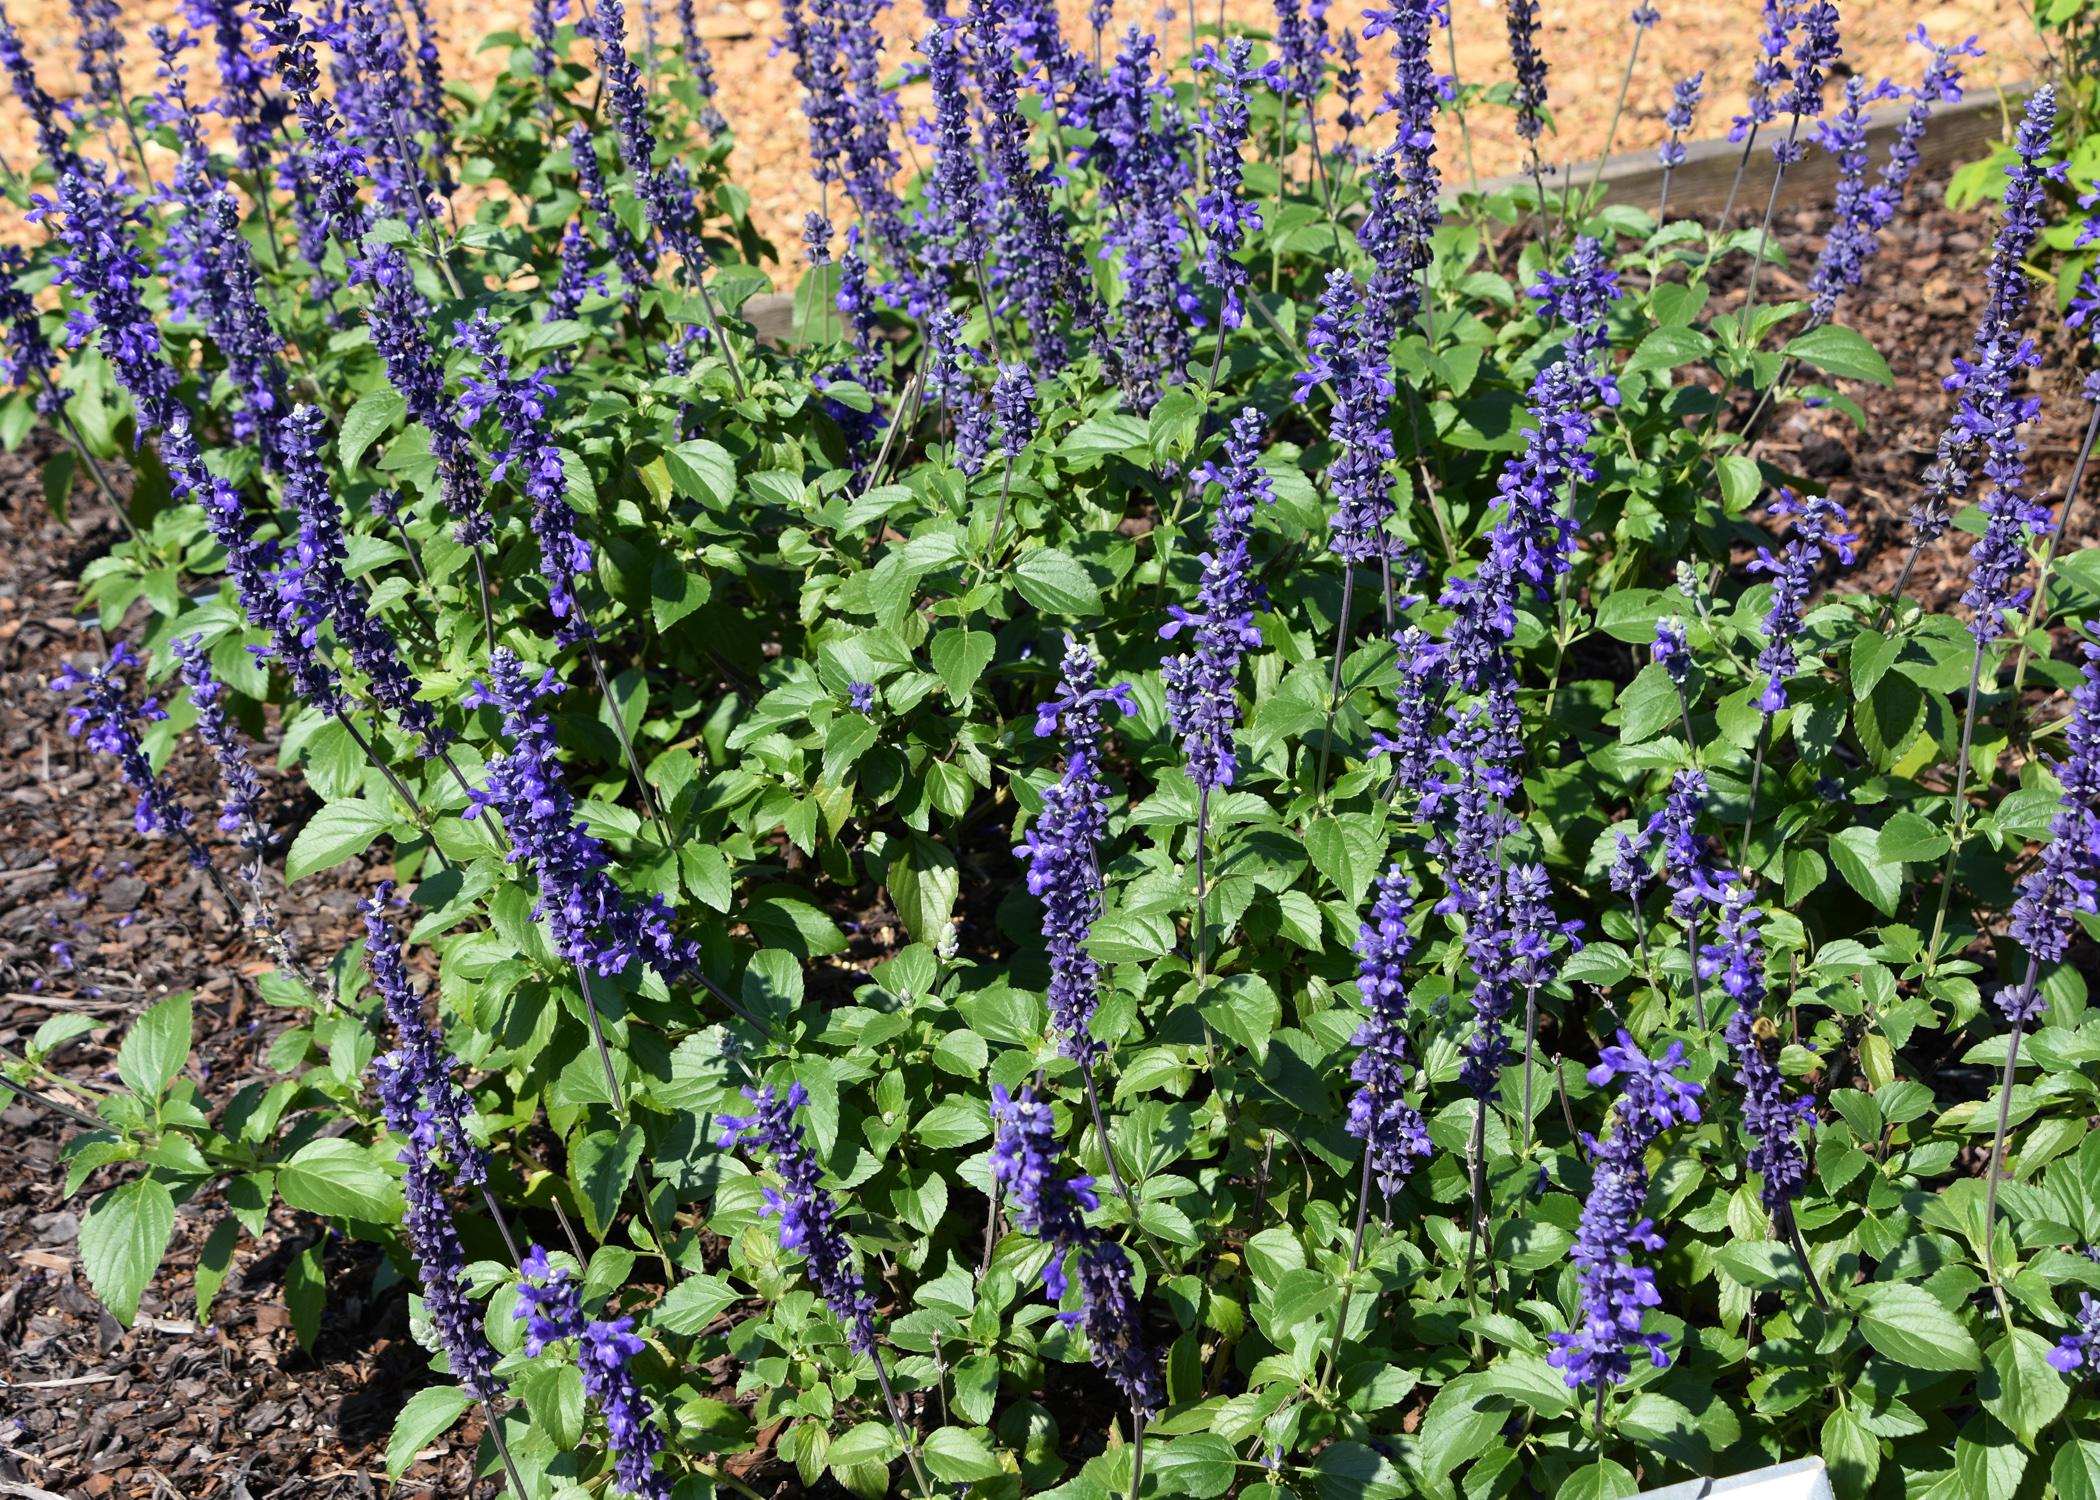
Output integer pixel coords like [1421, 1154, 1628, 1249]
[5, 2, 2100, 1498]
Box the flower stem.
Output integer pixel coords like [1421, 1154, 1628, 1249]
[1739, 709, 1772, 874]
[1314, 564, 1358, 806]
[1521, 983, 1539, 1152]
[480, 1399, 531, 1499]
[1462, 1097, 1489, 1293]
[1193, 784, 1212, 987]
[572, 964, 628, 1119]
[870, 1343, 936, 1500]
[1981, 966, 2036, 1319]
[1926, 641, 1989, 969]
[2008, 401, 2100, 707]
[1129, 1404, 1146, 1500]
[1084, 1065, 1172, 1272]
[1583, 25, 1645, 205]
[1320, 1146, 1376, 1392]
[1779, 1208, 1827, 1311]
[584, 638, 667, 838]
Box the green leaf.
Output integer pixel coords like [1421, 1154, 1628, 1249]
[1856, 1282, 1981, 1372]
[286, 1241, 324, 1351]
[921, 1427, 1002, 1483]
[1715, 453, 1764, 512]
[79, 1177, 175, 1326]
[2055, 1440, 2100, 1500]
[1151, 1433, 1237, 1497]
[1822, 1407, 1882, 1500]
[654, 1272, 739, 1334]
[887, 837, 959, 941]
[1624, 325, 1712, 375]
[649, 553, 710, 632]
[825, 1422, 900, 1471]
[287, 799, 395, 882]
[387, 1384, 476, 1480]
[339, 388, 406, 472]
[1304, 814, 1367, 907]
[571, 1124, 646, 1241]
[1010, 547, 1102, 615]
[1828, 826, 1902, 916]
[117, 992, 192, 1099]
[277, 1137, 402, 1222]
[518, 1358, 588, 1449]
[1981, 1330, 2068, 1450]
[822, 713, 879, 785]
[1878, 810, 1948, 864]
[930, 628, 995, 702]
[1784, 323, 1895, 386]
[1309, 1441, 1408, 1500]
[663, 438, 737, 509]
[1557, 1460, 1637, 1500]
[195, 1216, 239, 1322]
[1851, 628, 1900, 701]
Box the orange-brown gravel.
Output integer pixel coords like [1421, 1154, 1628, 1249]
[0, 0, 2046, 279]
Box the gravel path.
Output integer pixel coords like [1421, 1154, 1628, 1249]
[0, 0, 2047, 279]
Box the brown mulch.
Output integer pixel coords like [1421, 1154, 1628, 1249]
[1, 162, 2094, 1496]
[0, 452, 487, 1498]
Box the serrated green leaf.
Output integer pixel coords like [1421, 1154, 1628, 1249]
[79, 1177, 175, 1326]
[277, 1137, 402, 1222]
[1785, 323, 1894, 386]
[1856, 1282, 1980, 1372]
[386, 1384, 476, 1480]
[117, 992, 191, 1100]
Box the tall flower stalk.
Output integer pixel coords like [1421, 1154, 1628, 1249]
[464, 651, 697, 1113]
[1982, 630, 2100, 1307]
[1701, 884, 1823, 1304]
[1016, 641, 1159, 1266]
[1162, 407, 1274, 983]
[1655, 70, 1703, 220]
[1739, 490, 1857, 863]
[720, 1085, 933, 1496]
[1548, 1033, 1703, 1430]
[1920, 87, 2056, 969]
[991, 1085, 1159, 1499]
[516, 1249, 672, 1499]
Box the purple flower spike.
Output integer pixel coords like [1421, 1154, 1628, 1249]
[1658, 70, 1703, 169]
[464, 651, 696, 979]
[364, 880, 488, 1189]
[2009, 630, 2100, 999]
[1193, 38, 1263, 330]
[1302, 269, 1398, 569]
[1163, 407, 1275, 792]
[1503, 0, 1548, 146]
[719, 1084, 879, 1354]
[52, 643, 196, 854]
[514, 1249, 671, 1498]
[1018, 639, 1135, 1063]
[1357, 0, 1447, 338]
[1346, 865, 1431, 1195]
[170, 635, 265, 851]
[1746, 490, 1857, 711]
[1914, 86, 2054, 560]
[1647, 769, 1732, 917]
[990, 1085, 1161, 1410]
[1701, 885, 1813, 1218]
[454, 312, 597, 645]
[1548, 1032, 1702, 1390]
